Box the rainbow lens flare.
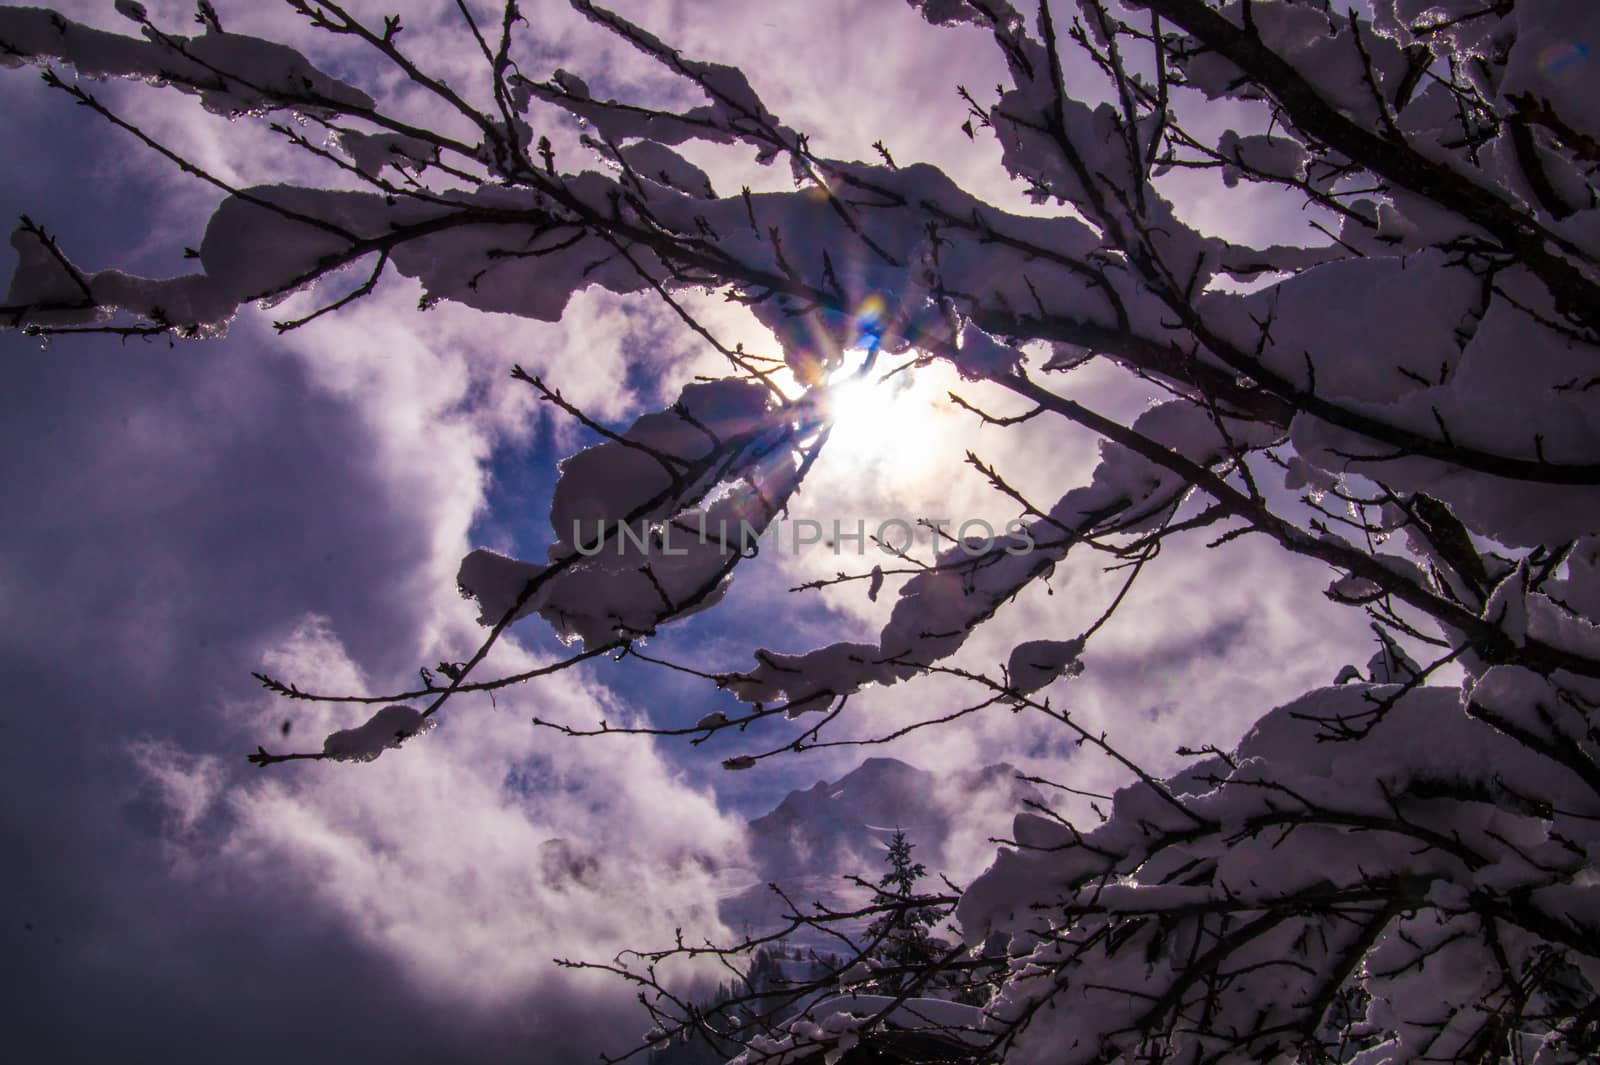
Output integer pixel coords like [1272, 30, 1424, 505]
[1537, 40, 1589, 81]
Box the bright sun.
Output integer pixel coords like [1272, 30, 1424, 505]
[775, 293, 969, 488]
[818, 352, 961, 485]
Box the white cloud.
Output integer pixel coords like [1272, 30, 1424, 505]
[139, 612, 746, 1021]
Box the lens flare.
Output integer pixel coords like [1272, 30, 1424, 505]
[1538, 41, 1589, 81]
[855, 294, 886, 345]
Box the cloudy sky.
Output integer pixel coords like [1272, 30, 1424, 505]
[0, 2, 1377, 1061]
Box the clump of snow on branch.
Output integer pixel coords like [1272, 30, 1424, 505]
[320, 704, 432, 763]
